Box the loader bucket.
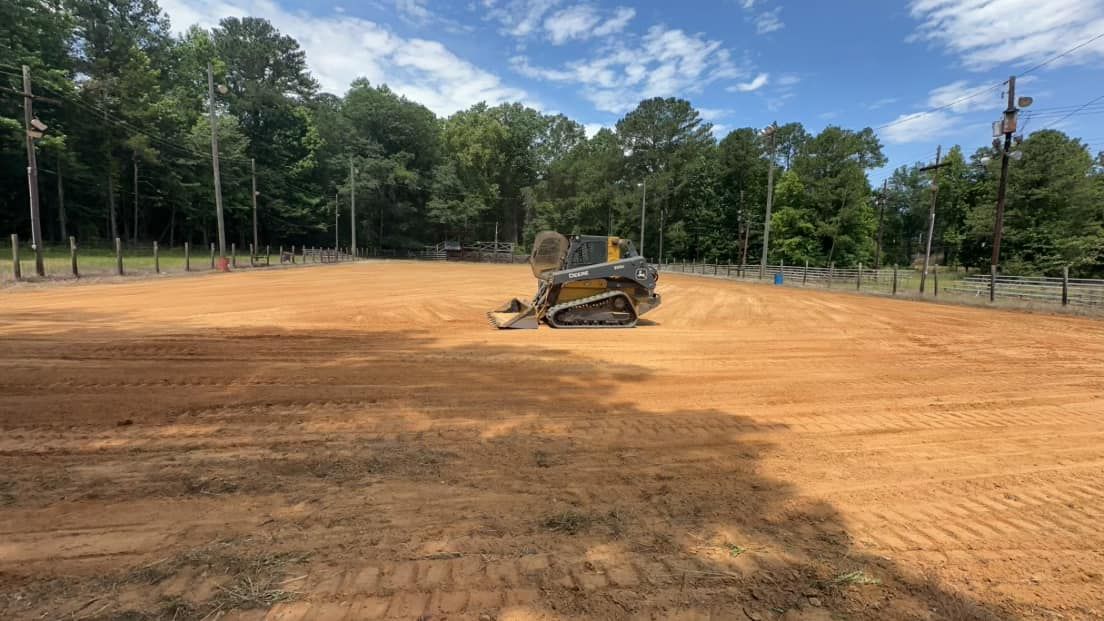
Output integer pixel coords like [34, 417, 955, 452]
[487, 298, 539, 329]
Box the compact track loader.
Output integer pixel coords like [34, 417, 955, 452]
[488, 231, 661, 329]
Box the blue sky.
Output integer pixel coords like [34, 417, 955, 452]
[161, 0, 1104, 182]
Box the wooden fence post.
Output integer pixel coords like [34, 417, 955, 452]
[249, 243, 254, 265]
[933, 266, 938, 297]
[231, 243, 237, 268]
[1062, 265, 1069, 306]
[10, 234, 20, 281]
[827, 262, 834, 288]
[69, 236, 78, 278]
[803, 260, 808, 285]
[892, 265, 898, 295]
[210, 243, 215, 269]
[153, 241, 160, 274]
[857, 262, 862, 290]
[291, 245, 295, 264]
[184, 242, 191, 272]
[115, 237, 124, 276]
[265, 245, 270, 264]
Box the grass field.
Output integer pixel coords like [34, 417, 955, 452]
[2, 263, 1103, 620]
[0, 243, 276, 283]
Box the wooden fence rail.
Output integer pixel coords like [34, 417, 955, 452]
[3, 237, 361, 284]
[661, 262, 1104, 308]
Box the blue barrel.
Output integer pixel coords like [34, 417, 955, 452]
[774, 272, 784, 285]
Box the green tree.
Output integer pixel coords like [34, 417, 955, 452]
[212, 16, 321, 243]
[792, 126, 885, 265]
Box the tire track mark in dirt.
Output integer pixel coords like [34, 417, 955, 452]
[2, 264, 1104, 620]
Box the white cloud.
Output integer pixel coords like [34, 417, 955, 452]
[925, 80, 1001, 113]
[511, 25, 750, 114]
[729, 72, 769, 92]
[485, 0, 562, 37]
[583, 122, 605, 137]
[710, 123, 729, 138]
[879, 110, 958, 144]
[158, 0, 532, 116]
[535, 4, 635, 44]
[865, 97, 898, 110]
[909, 0, 1104, 70]
[776, 73, 800, 86]
[543, 5, 600, 44]
[878, 79, 1010, 144]
[697, 107, 731, 122]
[755, 7, 784, 34]
[593, 6, 635, 37]
[394, 0, 431, 22]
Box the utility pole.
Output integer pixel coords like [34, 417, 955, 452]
[251, 157, 259, 254]
[133, 155, 139, 243]
[21, 65, 45, 276]
[207, 62, 227, 259]
[101, 89, 118, 242]
[57, 151, 66, 239]
[658, 208, 665, 264]
[760, 122, 777, 279]
[639, 179, 647, 259]
[991, 75, 1020, 302]
[334, 190, 340, 250]
[874, 179, 887, 269]
[739, 189, 750, 271]
[919, 146, 949, 294]
[349, 159, 357, 256]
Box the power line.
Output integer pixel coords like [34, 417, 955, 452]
[35, 83, 255, 165]
[1018, 32, 1104, 76]
[874, 83, 1003, 131]
[1040, 94, 1104, 129]
[873, 32, 1104, 134]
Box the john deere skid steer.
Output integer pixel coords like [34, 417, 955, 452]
[488, 231, 661, 329]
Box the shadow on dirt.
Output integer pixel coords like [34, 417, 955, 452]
[0, 315, 1023, 621]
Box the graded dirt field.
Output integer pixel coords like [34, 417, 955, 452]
[1, 262, 1103, 621]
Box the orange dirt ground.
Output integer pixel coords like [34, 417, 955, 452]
[1, 262, 1103, 621]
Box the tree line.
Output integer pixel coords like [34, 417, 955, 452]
[3, 0, 1102, 275]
